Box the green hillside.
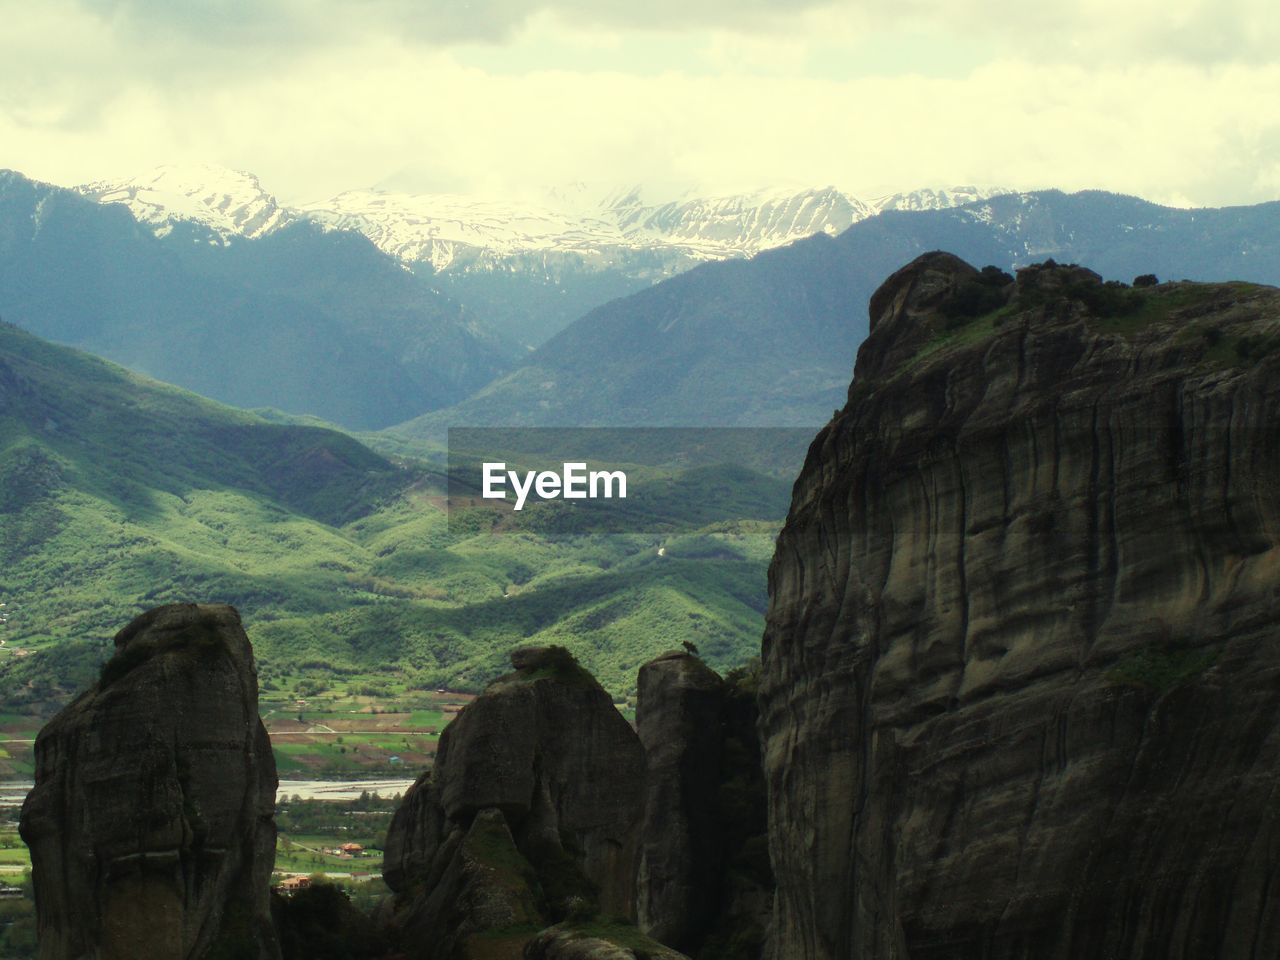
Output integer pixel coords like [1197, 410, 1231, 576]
[395, 234, 864, 436]
[0, 321, 780, 729]
[0, 171, 510, 430]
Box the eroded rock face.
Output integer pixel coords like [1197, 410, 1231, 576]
[525, 922, 691, 960]
[19, 603, 279, 960]
[635, 651, 725, 951]
[761, 253, 1280, 959]
[385, 807, 543, 960]
[382, 646, 646, 958]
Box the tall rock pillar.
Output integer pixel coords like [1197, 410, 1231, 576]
[635, 651, 726, 951]
[20, 603, 280, 960]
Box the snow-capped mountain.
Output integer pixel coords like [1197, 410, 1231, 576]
[299, 182, 1012, 271]
[602, 184, 1012, 255]
[605, 185, 875, 256]
[77, 163, 294, 241]
[296, 185, 868, 272]
[78, 165, 1010, 271]
[297, 189, 630, 271]
[74, 166, 1012, 347]
[872, 185, 1008, 213]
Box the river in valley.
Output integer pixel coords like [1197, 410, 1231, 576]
[1, 778, 418, 808]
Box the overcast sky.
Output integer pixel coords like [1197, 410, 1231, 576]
[3, 0, 1278, 206]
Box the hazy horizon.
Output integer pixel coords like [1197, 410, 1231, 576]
[11, 160, 1028, 212]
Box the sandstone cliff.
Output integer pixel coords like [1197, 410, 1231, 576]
[19, 603, 279, 960]
[760, 253, 1280, 959]
[525, 922, 691, 960]
[381, 645, 651, 959]
[635, 652, 772, 959]
[636, 650, 725, 950]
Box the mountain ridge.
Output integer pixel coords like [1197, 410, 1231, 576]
[77, 164, 1011, 271]
[392, 188, 1280, 435]
[69, 165, 1014, 349]
[0, 169, 510, 429]
[78, 163, 295, 240]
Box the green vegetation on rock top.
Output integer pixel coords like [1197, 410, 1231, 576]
[498, 645, 601, 690]
[898, 270, 1280, 381]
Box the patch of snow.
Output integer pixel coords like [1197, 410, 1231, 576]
[77, 162, 295, 240]
[75, 167, 1017, 278]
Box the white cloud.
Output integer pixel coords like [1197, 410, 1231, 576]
[19, 0, 1280, 63]
[1, 0, 1278, 207]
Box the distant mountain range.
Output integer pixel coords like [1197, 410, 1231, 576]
[396, 189, 1280, 434]
[76, 166, 1008, 346]
[10, 163, 1280, 435]
[0, 169, 508, 429]
[78, 165, 1005, 268]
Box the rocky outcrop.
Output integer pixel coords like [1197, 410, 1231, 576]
[381, 646, 647, 959]
[698, 663, 773, 960]
[632, 652, 773, 959]
[525, 922, 691, 960]
[383, 806, 544, 960]
[760, 252, 1280, 959]
[19, 603, 279, 960]
[636, 651, 725, 951]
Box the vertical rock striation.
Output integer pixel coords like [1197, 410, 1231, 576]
[381, 646, 648, 959]
[760, 253, 1280, 959]
[636, 650, 725, 951]
[635, 651, 774, 959]
[524, 922, 691, 960]
[19, 603, 279, 960]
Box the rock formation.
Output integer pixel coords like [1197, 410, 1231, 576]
[19, 603, 279, 960]
[635, 651, 773, 959]
[760, 252, 1280, 959]
[525, 922, 691, 960]
[635, 651, 725, 950]
[700, 661, 773, 960]
[381, 645, 649, 959]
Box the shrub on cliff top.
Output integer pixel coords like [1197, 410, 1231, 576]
[507, 644, 598, 688]
[938, 265, 1014, 330]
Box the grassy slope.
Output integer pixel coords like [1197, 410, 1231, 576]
[393, 233, 865, 436]
[0, 322, 778, 722]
